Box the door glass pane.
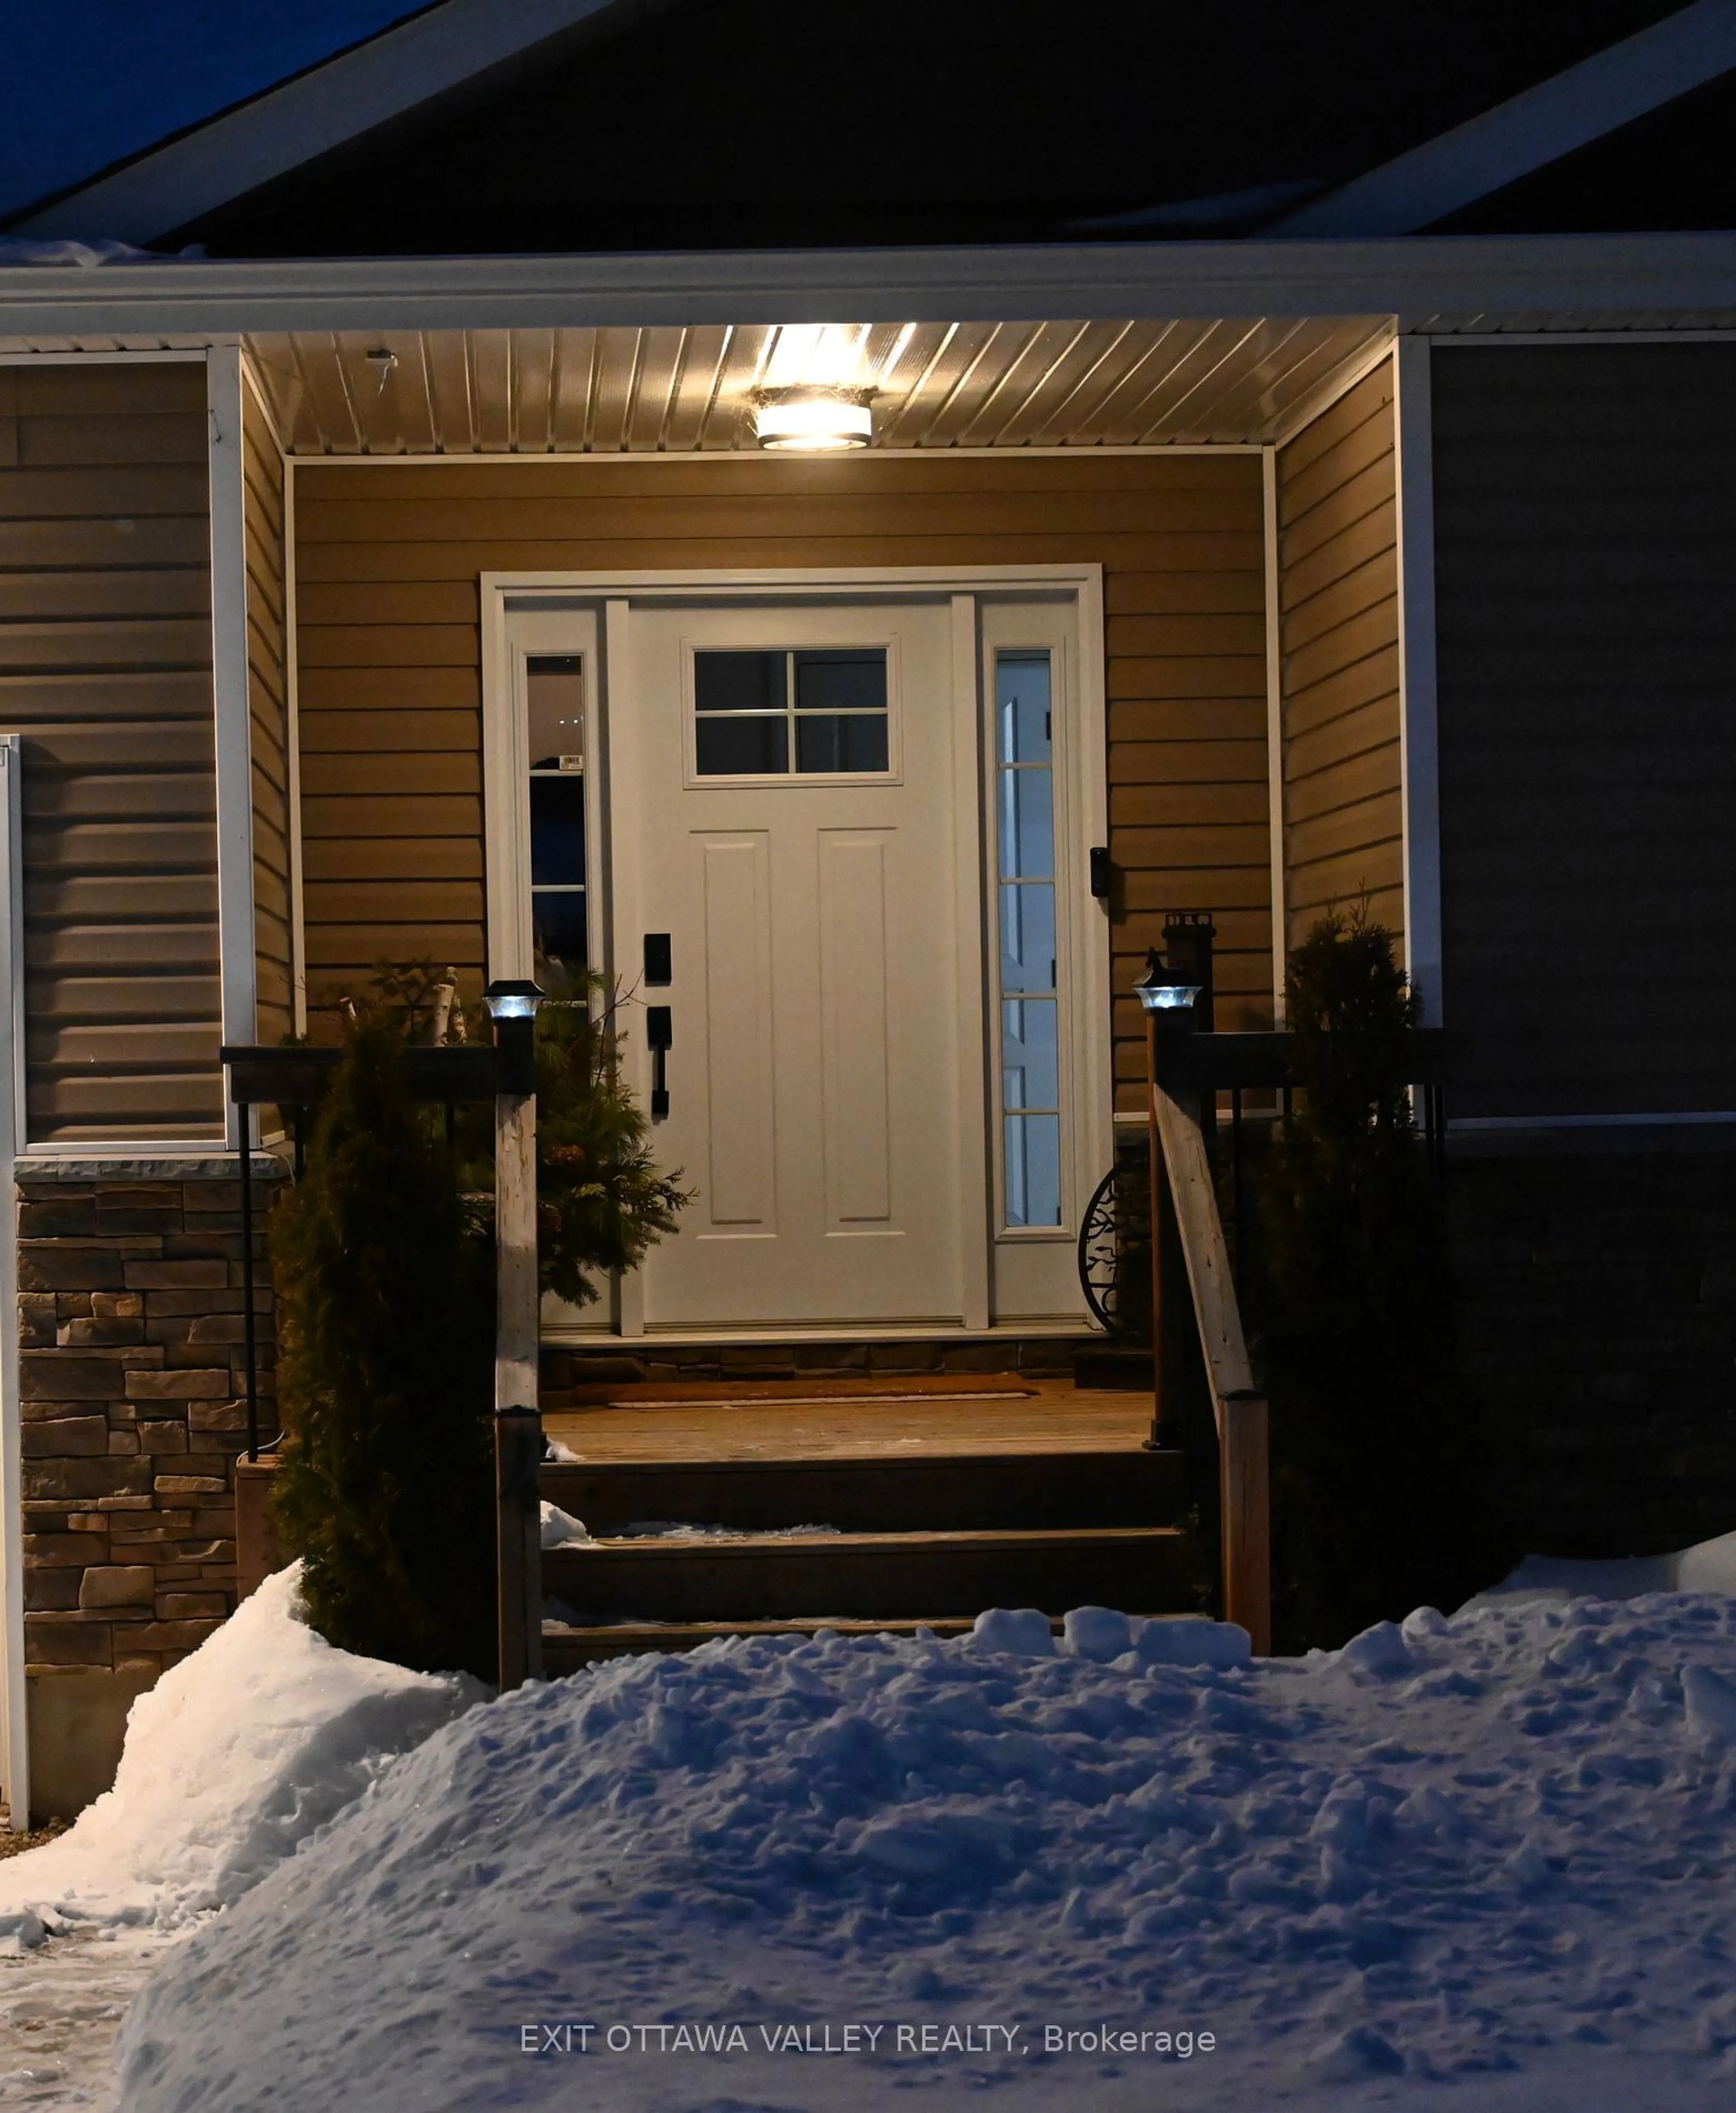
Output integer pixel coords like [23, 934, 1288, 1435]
[998, 765, 1054, 880]
[696, 715, 789, 776]
[794, 649, 886, 713]
[1004, 1115, 1061, 1228]
[533, 889, 588, 973]
[1002, 996, 1059, 1109]
[999, 882, 1056, 995]
[695, 651, 786, 713]
[796, 713, 889, 774]
[529, 774, 585, 886]
[997, 652, 1052, 764]
[527, 655, 584, 768]
[992, 648, 1063, 1231]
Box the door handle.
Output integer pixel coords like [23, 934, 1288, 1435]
[646, 1005, 672, 1119]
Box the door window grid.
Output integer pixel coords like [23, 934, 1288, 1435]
[527, 653, 587, 974]
[993, 650, 1061, 1229]
[693, 647, 890, 778]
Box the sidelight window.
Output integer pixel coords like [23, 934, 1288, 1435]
[527, 654, 587, 972]
[993, 650, 1061, 1228]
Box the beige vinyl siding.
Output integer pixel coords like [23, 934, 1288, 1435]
[293, 453, 1271, 1115]
[1276, 358, 1404, 964]
[0, 361, 222, 1141]
[1432, 342, 1736, 1119]
[243, 380, 293, 1044]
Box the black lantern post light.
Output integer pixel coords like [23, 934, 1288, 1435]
[483, 977, 545, 1687]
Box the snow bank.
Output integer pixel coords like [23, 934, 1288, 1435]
[0, 1567, 480, 1938]
[114, 1589, 1736, 2111]
[1467, 1526, 1736, 1609]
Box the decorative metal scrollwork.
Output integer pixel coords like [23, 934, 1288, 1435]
[1076, 1155, 1153, 1341]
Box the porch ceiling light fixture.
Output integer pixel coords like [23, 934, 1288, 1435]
[754, 383, 874, 452]
[1134, 948, 1202, 1012]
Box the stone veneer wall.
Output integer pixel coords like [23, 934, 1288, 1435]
[18, 1169, 278, 1684]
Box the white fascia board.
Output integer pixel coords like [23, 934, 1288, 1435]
[1273, 0, 1736, 239]
[10, 0, 645, 245]
[0, 233, 1734, 339]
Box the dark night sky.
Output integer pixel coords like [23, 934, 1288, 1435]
[0, 2, 421, 218]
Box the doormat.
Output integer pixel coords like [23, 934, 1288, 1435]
[570, 1373, 1039, 1410]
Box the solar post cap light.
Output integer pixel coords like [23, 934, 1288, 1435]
[483, 977, 545, 1095]
[754, 384, 874, 451]
[1133, 948, 1203, 1013]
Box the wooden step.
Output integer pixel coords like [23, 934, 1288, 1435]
[542, 1524, 1195, 1625]
[542, 1614, 999, 1672]
[539, 1447, 1185, 1534]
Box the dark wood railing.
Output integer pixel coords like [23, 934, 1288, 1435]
[1145, 1019, 1450, 1656]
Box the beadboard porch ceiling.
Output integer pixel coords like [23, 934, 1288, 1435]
[241, 316, 1395, 455]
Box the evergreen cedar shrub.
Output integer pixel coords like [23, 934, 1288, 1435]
[269, 1013, 497, 1680]
[269, 967, 686, 1678]
[450, 968, 689, 1310]
[1253, 910, 1496, 1650]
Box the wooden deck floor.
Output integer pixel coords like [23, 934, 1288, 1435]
[542, 1376, 1152, 1464]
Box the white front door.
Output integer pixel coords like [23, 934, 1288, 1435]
[618, 599, 971, 1330]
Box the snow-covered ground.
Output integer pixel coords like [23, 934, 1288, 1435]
[5, 1540, 1736, 2111]
[0, 1568, 480, 2110]
[0, 1931, 161, 2108]
[0, 1568, 479, 1938]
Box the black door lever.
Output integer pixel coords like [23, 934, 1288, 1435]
[646, 1005, 672, 1119]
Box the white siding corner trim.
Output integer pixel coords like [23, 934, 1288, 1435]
[208, 343, 258, 1133]
[0, 738, 29, 1826]
[1394, 337, 1444, 1024]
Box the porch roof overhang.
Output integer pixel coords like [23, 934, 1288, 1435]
[3, 231, 1735, 451]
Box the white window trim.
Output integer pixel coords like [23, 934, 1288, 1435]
[481, 565, 1110, 1338]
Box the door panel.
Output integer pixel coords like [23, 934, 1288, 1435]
[622, 599, 966, 1329]
[697, 832, 775, 1230]
[818, 829, 894, 1230]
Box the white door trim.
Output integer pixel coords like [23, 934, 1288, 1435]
[949, 595, 992, 1334]
[481, 566, 1109, 1339]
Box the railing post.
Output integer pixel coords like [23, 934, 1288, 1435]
[1143, 1008, 1194, 1451]
[237, 1101, 259, 1464]
[1219, 1388, 1271, 1655]
[486, 982, 545, 1691]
